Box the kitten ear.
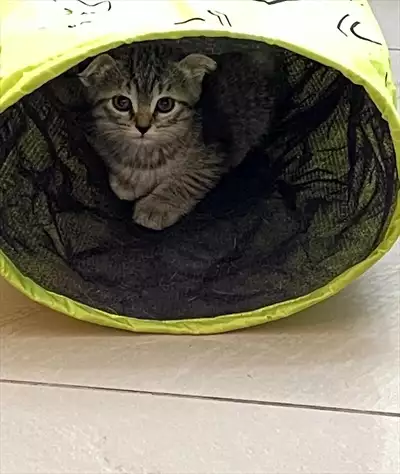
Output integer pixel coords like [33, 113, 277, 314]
[78, 54, 118, 87]
[178, 54, 217, 83]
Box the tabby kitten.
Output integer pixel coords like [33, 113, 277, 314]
[78, 43, 223, 230]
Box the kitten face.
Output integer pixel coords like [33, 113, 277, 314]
[78, 45, 216, 162]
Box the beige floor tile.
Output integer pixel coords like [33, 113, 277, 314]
[1, 242, 399, 414]
[370, 0, 400, 48]
[1, 382, 399, 474]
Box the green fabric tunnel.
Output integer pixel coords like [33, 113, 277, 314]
[0, 0, 399, 334]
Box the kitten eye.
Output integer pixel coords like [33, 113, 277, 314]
[156, 97, 175, 114]
[111, 95, 132, 112]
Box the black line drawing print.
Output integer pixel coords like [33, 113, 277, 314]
[174, 9, 232, 27]
[253, 0, 299, 4]
[207, 10, 232, 27]
[72, 0, 111, 11]
[68, 21, 91, 28]
[337, 13, 382, 45]
[52, 0, 112, 28]
[174, 17, 206, 25]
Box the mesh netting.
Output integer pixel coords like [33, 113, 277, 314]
[0, 39, 397, 320]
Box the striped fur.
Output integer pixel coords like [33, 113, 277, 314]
[78, 42, 224, 230]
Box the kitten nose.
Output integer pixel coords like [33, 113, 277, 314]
[136, 124, 150, 136]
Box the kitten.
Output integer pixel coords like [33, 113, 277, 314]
[77, 43, 224, 230]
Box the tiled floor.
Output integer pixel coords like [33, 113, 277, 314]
[1, 1, 399, 473]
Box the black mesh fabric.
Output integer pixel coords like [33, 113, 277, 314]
[0, 39, 397, 320]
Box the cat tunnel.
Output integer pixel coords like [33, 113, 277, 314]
[0, 0, 399, 334]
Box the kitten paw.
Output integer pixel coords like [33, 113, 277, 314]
[133, 196, 184, 230]
[109, 174, 137, 201]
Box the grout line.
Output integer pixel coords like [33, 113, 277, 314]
[389, 47, 400, 52]
[1, 378, 399, 419]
